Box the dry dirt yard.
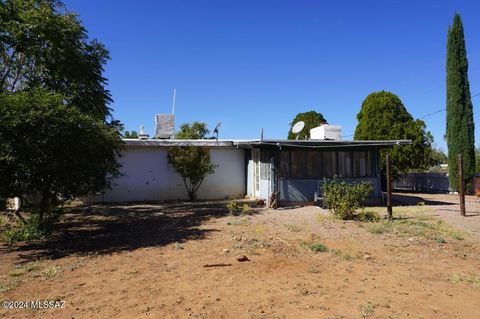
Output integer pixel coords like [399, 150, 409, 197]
[1, 193, 480, 319]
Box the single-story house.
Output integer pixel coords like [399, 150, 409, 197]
[88, 138, 410, 205]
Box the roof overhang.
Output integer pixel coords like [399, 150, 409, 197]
[122, 139, 237, 147]
[233, 139, 412, 149]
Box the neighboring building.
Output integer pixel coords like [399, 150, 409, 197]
[88, 138, 410, 205]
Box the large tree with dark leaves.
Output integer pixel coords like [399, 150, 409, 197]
[446, 13, 475, 192]
[0, 90, 122, 224]
[287, 111, 327, 140]
[354, 91, 434, 179]
[0, 0, 112, 120]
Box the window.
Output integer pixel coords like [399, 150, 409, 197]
[291, 151, 307, 178]
[307, 151, 322, 178]
[338, 151, 352, 178]
[353, 151, 371, 177]
[279, 151, 290, 178]
[323, 151, 337, 177]
[260, 150, 271, 180]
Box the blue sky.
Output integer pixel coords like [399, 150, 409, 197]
[65, 0, 480, 151]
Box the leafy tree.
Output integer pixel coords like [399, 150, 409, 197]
[431, 147, 448, 165]
[0, 90, 122, 224]
[167, 122, 217, 200]
[288, 111, 327, 140]
[354, 91, 434, 179]
[175, 122, 210, 139]
[446, 13, 476, 192]
[124, 130, 138, 139]
[0, 0, 112, 121]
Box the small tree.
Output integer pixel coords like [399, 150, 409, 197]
[167, 122, 217, 200]
[288, 111, 327, 140]
[0, 90, 122, 224]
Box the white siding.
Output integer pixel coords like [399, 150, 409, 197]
[92, 147, 245, 202]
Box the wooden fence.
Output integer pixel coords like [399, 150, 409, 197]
[393, 173, 450, 193]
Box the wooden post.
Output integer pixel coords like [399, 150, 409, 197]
[386, 155, 393, 220]
[458, 154, 466, 217]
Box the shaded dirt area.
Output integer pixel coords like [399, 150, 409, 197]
[1, 196, 480, 319]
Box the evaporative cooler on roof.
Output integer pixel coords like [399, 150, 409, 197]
[155, 114, 175, 139]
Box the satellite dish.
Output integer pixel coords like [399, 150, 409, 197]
[292, 121, 305, 140]
[292, 121, 305, 134]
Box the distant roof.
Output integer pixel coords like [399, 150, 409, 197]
[123, 139, 411, 148]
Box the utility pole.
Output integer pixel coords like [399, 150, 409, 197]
[458, 154, 466, 216]
[386, 155, 392, 220]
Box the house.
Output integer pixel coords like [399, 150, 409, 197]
[88, 136, 410, 205]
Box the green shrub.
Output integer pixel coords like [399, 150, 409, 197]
[307, 242, 329, 253]
[226, 201, 240, 216]
[323, 179, 373, 220]
[2, 211, 61, 244]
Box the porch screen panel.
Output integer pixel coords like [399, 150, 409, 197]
[338, 151, 352, 178]
[323, 151, 337, 177]
[353, 151, 371, 177]
[291, 151, 307, 178]
[307, 150, 322, 178]
[279, 151, 290, 178]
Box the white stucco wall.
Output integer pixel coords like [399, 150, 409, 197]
[92, 146, 246, 202]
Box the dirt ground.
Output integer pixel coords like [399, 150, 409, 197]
[1, 193, 480, 319]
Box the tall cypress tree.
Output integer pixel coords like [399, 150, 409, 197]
[446, 13, 475, 192]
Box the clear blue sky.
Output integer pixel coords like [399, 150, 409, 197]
[65, 0, 480, 151]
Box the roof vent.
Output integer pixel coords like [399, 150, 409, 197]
[310, 124, 342, 140]
[138, 125, 149, 140]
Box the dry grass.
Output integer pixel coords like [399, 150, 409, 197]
[360, 206, 466, 242]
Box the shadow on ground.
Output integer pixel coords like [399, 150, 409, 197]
[1, 201, 258, 262]
[390, 193, 457, 206]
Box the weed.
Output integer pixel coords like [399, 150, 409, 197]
[306, 242, 329, 253]
[1, 211, 62, 244]
[360, 302, 375, 318]
[226, 201, 241, 216]
[41, 266, 59, 278]
[330, 249, 356, 261]
[9, 269, 24, 277]
[0, 277, 21, 293]
[227, 218, 250, 226]
[366, 213, 465, 242]
[448, 273, 480, 288]
[307, 267, 321, 274]
[242, 204, 251, 214]
[357, 210, 380, 222]
[284, 223, 304, 232]
[174, 241, 184, 250]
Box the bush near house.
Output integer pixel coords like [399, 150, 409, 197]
[323, 179, 373, 220]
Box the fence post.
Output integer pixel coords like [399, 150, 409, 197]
[386, 155, 392, 220]
[458, 154, 466, 217]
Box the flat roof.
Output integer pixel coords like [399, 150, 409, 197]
[123, 139, 411, 148]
